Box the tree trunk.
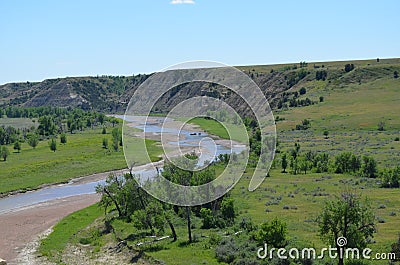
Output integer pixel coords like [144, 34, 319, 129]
[186, 206, 192, 243]
[167, 218, 177, 242]
[103, 187, 123, 217]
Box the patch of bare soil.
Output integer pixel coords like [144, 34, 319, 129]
[0, 194, 100, 264]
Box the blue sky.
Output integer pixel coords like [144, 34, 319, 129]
[0, 0, 399, 84]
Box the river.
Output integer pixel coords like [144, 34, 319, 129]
[0, 116, 244, 214]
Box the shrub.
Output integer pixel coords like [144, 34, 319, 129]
[215, 238, 238, 263]
[200, 208, 214, 229]
[344, 63, 355, 72]
[60, 133, 67, 144]
[255, 218, 287, 248]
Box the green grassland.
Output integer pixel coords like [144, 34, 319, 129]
[188, 117, 247, 143]
[0, 128, 162, 195]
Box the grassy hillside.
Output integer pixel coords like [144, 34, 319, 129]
[2, 58, 399, 116]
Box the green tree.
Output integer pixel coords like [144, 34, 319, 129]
[98, 113, 105, 125]
[281, 153, 288, 173]
[60, 133, 67, 144]
[381, 166, 400, 188]
[360, 156, 377, 178]
[102, 138, 108, 149]
[49, 138, 57, 152]
[394, 71, 399, 79]
[220, 197, 236, 224]
[290, 156, 298, 175]
[200, 208, 214, 229]
[299, 87, 307, 95]
[1, 146, 10, 161]
[111, 128, 121, 151]
[27, 134, 39, 149]
[334, 152, 360, 174]
[318, 192, 375, 265]
[256, 218, 287, 248]
[298, 156, 310, 174]
[13, 141, 21, 153]
[102, 127, 107, 134]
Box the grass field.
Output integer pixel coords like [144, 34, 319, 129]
[188, 117, 247, 143]
[0, 127, 161, 195]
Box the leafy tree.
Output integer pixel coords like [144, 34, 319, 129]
[98, 113, 105, 125]
[111, 128, 121, 151]
[296, 119, 311, 130]
[256, 218, 287, 248]
[298, 156, 311, 174]
[281, 153, 288, 173]
[360, 156, 377, 178]
[49, 138, 57, 152]
[27, 134, 39, 149]
[1, 146, 10, 161]
[200, 208, 214, 229]
[314, 152, 330, 173]
[131, 201, 168, 236]
[318, 192, 375, 265]
[13, 141, 21, 153]
[38, 115, 56, 136]
[60, 133, 67, 144]
[68, 120, 77, 134]
[162, 156, 197, 243]
[381, 166, 400, 188]
[290, 156, 298, 175]
[299, 61, 308, 68]
[220, 197, 236, 224]
[334, 152, 360, 174]
[102, 138, 108, 149]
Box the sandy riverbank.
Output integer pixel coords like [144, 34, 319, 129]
[0, 194, 100, 264]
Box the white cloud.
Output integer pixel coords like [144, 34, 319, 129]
[170, 0, 195, 4]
